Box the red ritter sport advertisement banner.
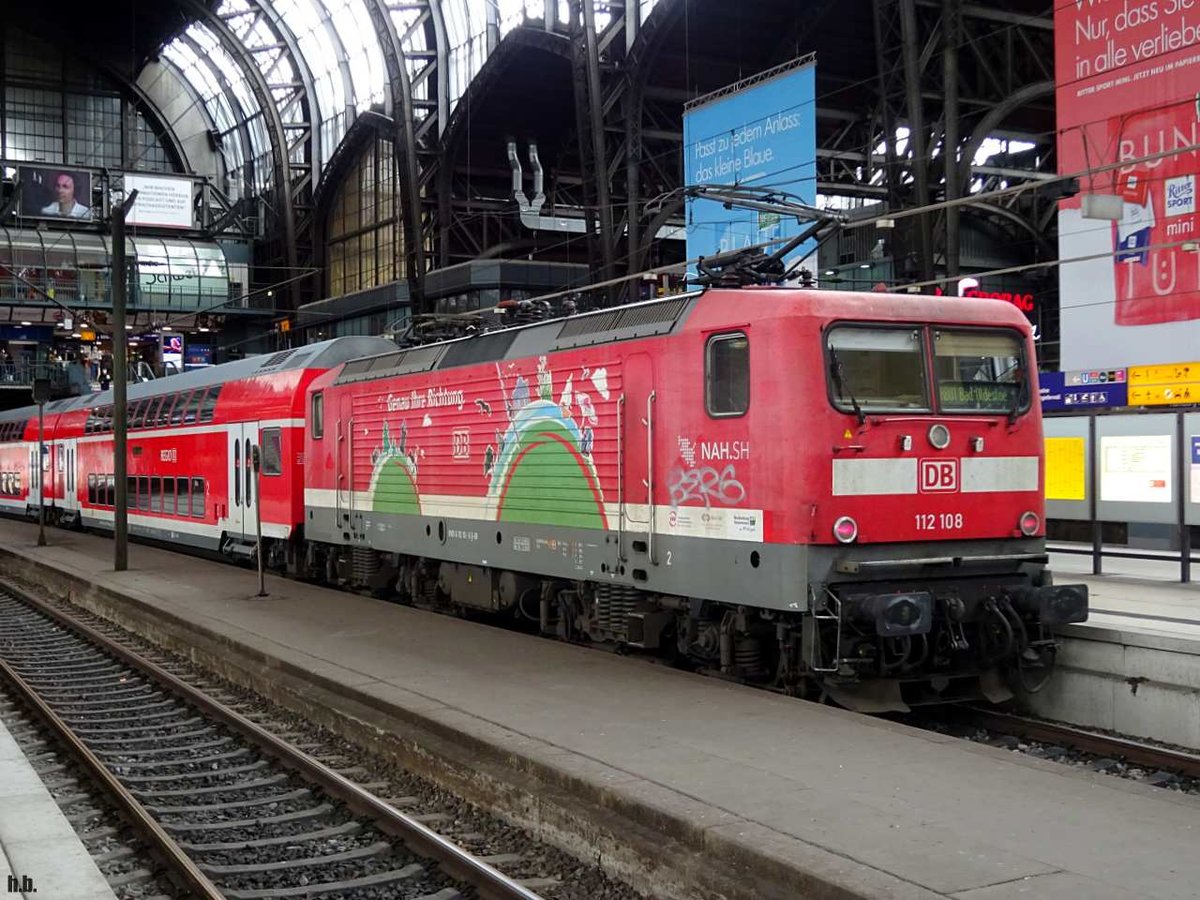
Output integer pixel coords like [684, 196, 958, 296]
[1056, 0, 1200, 365]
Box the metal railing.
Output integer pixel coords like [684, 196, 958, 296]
[1047, 539, 1199, 584]
[0, 364, 69, 392]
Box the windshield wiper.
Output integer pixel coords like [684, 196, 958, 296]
[1007, 375, 1028, 425]
[828, 347, 866, 425]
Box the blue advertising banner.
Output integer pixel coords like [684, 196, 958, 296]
[682, 57, 817, 266]
[1040, 371, 1128, 411]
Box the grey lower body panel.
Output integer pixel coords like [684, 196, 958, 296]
[308, 504, 811, 611]
[82, 514, 223, 553]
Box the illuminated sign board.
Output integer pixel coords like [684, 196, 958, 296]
[1039, 370, 1128, 411]
[124, 174, 195, 229]
[682, 57, 816, 267]
[1128, 362, 1200, 406]
[18, 166, 93, 221]
[961, 288, 1036, 313]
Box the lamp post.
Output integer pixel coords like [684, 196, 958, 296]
[112, 187, 138, 572]
[32, 377, 51, 547]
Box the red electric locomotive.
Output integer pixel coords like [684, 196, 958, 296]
[301, 287, 1087, 710]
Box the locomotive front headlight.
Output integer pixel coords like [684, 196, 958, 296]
[833, 516, 858, 543]
[1019, 511, 1040, 536]
[928, 423, 951, 449]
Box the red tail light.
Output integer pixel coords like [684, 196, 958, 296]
[1019, 511, 1040, 536]
[833, 516, 859, 543]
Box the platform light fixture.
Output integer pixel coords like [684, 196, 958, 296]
[1081, 193, 1123, 221]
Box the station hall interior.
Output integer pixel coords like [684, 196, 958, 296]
[0, 0, 1067, 394]
[0, 4, 1199, 900]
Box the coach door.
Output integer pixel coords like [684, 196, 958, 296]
[57, 439, 79, 516]
[27, 445, 40, 509]
[227, 423, 259, 540]
[619, 354, 656, 565]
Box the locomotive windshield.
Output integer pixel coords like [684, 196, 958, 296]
[826, 325, 1028, 417]
[932, 329, 1026, 414]
[826, 326, 930, 413]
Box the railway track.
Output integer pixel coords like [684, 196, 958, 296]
[962, 708, 1200, 782]
[0, 582, 561, 900]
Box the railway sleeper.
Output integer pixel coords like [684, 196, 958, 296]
[198, 840, 392, 876]
[218, 863, 426, 900]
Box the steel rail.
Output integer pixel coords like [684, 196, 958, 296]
[967, 708, 1200, 779]
[0, 580, 547, 900]
[0, 652, 226, 899]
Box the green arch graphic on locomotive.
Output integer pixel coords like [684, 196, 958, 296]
[370, 457, 422, 515]
[493, 417, 606, 529]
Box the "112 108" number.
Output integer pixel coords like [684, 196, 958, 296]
[915, 512, 963, 531]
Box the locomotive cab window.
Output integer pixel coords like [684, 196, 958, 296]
[311, 392, 324, 438]
[933, 329, 1027, 414]
[826, 326, 930, 414]
[706, 333, 749, 417]
[260, 428, 283, 476]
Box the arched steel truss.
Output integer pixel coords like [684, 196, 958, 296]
[151, 0, 1058, 312]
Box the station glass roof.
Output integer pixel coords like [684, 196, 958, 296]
[158, 0, 645, 190]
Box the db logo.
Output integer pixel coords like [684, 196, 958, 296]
[919, 459, 958, 493]
[451, 428, 470, 460]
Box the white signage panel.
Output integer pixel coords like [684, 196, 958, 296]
[1099, 434, 1173, 504]
[125, 174, 194, 229]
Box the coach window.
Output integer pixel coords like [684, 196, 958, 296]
[191, 478, 205, 518]
[150, 476, 162, 513]
[145, 396, 160, 426]
[183, 390, 204, 424]
[105, 475, 114, 507]
[706, 333, 749, 417]
[176, 477, 190, 516]
[155, 395, 172, 427]
[137, 476, 150, 511]
[87, 474, 96, 505]
[261, 428, 283, 476]
[170, 392, 189, 425]
[199, 386, 220, 423]
[311, 392, 324, 438]
[162, 477, 176, 515]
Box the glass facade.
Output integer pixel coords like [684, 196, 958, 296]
[159, 1, 637, 191]
[0, 228, 230, 312]
[0, 27, 175, 172]
[327, 137, 402, 298]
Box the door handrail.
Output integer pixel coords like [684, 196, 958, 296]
[645, 391, 656, 566]
[616, 394, 625, 562]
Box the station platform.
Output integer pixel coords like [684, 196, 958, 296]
[1, 521, 1199, 900]
[1022, 551, 1200, 749]
[0, 711, 118, 899]
[1048, 549, 1200, 638]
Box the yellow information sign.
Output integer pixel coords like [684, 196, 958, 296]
[1128, 383, 1200, 406]
[1045, 436, 1086, 501]
[1128, 362, 1200, 384]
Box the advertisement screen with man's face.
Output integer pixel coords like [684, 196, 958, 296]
[18, 166, 93, 221]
